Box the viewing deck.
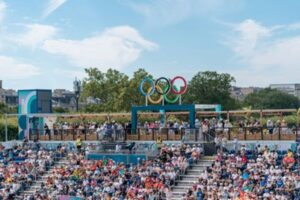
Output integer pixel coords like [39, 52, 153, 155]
[29, 126, 300, 142]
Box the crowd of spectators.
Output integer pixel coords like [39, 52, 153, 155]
[184, 145, 300, 200]
[43, 121, 127, 141]
[200, 118, 295, 135]
[0, 141, 65, 199]
[0, 137, 298, 200]
[27, 144, 202, 200]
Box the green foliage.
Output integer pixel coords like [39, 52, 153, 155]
[0, 123, 18, 141]
[81, 69, 238, 112]
[77, 68, 300, 113]
[0, 117, 18, 141]
[183, 71, 236, 110]
[0, 103, 6, 113]
[126, 69, 153, 109]
[81, 68, 129, 112]
[260, 115, 298, 126]
[53, 107, 69, 113]
[0, 103, 17, 114]
[243, 88, 300, 109]
[81, 68, 154, 112]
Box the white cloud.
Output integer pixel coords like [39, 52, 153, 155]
[0, 1, 6, 23]
[42, 26, 158, 70]
[128, 0, 239, 26]
[226, 19, 300, 86]
[43, 0, 67, 18]
[0, 56, 40, 79]
[10, 24, 57, 48]
[232, 19, 271, 57]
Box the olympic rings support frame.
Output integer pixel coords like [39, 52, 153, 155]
[139, 76, 187, 105]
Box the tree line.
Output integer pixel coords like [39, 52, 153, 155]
[80, 68, 300, 112]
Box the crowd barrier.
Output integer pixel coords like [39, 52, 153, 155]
[26, 126, 300, 142]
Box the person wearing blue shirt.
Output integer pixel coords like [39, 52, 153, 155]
[196, 188, 204, 200]
[242, 171, 249, 180]
[276, 178, 284, 188]
[260, 178, 266, 187]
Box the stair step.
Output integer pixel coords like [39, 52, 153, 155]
[172, 192, 186, 196]
[187, 171, 204, 175]
[36, 180, 44, 183]
[180, 174, 200, 178]
[191, 163, 212, 166]
[171, 158, 213, 198]
[177, 182, 195, 186]
[173, 185, 191, 189]
[31, 185, 41, 189]
[189, 167, 205, 171]
[191, 165, 208, 169]
[19, 157, 69, 196]
[188, 169, 203, 172]
[177, 179, 197, 183]
[171, 196, 184, 199]
[171, 197, 183, 200]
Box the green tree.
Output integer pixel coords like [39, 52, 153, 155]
[81, 68, 129, 112]
[126, 68, 153, 109]
[183, 71, 237, 109]
[0, 103, 17, 114]
[0, 103, 6, 114]
[243, 88, 299, 109]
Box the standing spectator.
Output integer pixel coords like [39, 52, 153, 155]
[214, 135, 221, 151]
[44, 123, 50, 139]
[202, 119, 209, 141]
[267, 119, 274, 134]
[195, 119, 201, 141]
[221, 135, 228, 152]
[224, 120, 232, 135]
[281, 119, 288, 134]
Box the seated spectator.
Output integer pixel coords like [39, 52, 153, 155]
[184, 145, 299, 199]
[23, 143, 201, 200]
[283, 149, 295, 168]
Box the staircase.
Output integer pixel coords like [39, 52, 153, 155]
[96, 141, 128, 152]
[17, 158, 69, 199]
[170, 157, 214, 200]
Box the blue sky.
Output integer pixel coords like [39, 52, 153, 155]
[1, 0, 300, 90]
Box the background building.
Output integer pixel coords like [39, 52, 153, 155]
[0, 80, 18, 106]
[230, 86, 261, 101]
[52, 89, 77, 111]
[270, 84, 300, 99]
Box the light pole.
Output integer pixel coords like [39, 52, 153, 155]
[73, 78, 81, 112]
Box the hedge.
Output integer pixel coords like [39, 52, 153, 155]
[0, 123, 18, 141]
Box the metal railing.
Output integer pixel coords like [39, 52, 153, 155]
[26, 126, 300, 141]
[28, 128, 214, 142]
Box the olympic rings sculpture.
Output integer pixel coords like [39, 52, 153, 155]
[139, 76, 187, 104]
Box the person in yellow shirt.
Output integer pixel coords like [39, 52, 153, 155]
[156, 136, 163, 150]
[287, 149, 293, 157]
[76, 136, 82, 152]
